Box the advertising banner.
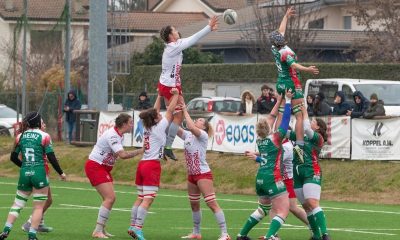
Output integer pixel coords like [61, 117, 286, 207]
[211, 114, 257, 153]
[352, 118, 400, 160]
[97, 111, 133, 147]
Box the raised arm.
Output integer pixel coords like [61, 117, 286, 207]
[165, 88, 180, 122]
[182, 105, 202, 137]
[279, 90, 293, 133]
[173, 16, 218, 53]
[291, 63, 319, 75]
[278, 6, 295, 36]
[302, 103, 314, 138]
[154, 94, 162, 112]
[267, 93, 282, 131]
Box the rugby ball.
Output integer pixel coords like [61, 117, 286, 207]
[223, 9, 237, 25]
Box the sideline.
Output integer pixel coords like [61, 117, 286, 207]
[1, 181, 400, 216]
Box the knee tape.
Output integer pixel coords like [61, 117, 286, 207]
[189, 194, 201, 202]
[258, 203, 271, 216]
[33, 194, 48, 202]
[204, 193, 216, 203]
[293, 103, 304, 114]
[9, 191, 29, 217]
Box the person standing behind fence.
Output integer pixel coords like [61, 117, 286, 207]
[346, 91, 369, 118]
[135, 91, 152, 110]
[239, 90, 257, 116]
[257, 85, 276, 114]
[313, 92, 331, 116]
[363, 93, 385, 119]
[63, 90, 81, 143]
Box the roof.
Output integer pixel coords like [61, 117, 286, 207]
[0, 0, 89, 22]
[307, 78, 400, 84]
[108, 12, 208, 32]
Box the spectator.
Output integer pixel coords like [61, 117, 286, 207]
[347, 91, 369, 118]
[256, 84, 276, 114]
[313, 92, 331, 116]
[306, 94, 315, 116]
[64, 90, 81, 143]
[332, 91, 351, 116]
[363, 93, 385, 119]
[239, 90, 257, 115]
[135, 91, 152, 110]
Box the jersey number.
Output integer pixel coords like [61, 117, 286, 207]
[25, 148, 35, 162]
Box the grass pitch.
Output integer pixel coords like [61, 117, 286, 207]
[0, 177, 399, 240]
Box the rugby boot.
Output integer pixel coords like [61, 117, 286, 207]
[164, 147, 177, 161]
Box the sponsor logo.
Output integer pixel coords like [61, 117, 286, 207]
[363, 121, 393, 146]
[214, 120, 226, 145]
[135, 119, 144, 143]
[214, 119, 255, 146]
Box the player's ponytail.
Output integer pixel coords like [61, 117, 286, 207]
[204, 120, 213, 137]
[160, 25, 173, 43]
[139, 108, 158, 129]
[316, 118, 328, 142]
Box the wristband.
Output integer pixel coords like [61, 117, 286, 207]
[256, 156, 262, 163]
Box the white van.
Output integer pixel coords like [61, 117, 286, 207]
[304, 78, 400, 116]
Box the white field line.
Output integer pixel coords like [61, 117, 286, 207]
[1, 181, 399, 216]
[173, 226, 398, 236]
[59, 204, 155, 214]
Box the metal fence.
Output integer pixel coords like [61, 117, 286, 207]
[0, 91, 201, 138]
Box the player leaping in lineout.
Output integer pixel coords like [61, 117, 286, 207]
[158, 16, 218, 161]
[269, 6, 319, 162]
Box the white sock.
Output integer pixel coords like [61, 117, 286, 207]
[214, 210, 228, 234]
[95, 205, 110, 232]
[192, 211, 202, 234]
[135, 206, 148, 228]
[130, 205, 139, 225]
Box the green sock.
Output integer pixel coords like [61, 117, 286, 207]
[239, 216, 260, 236]
[313, 207, 328, 235]
[265, 216, 284, 238]
[307, 212, 321, 238]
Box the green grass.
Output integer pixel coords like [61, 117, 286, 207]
[0, 177, 399, 240]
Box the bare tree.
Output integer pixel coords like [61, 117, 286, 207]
[350, 0, 400, 62]
[239, 0, 321, 62]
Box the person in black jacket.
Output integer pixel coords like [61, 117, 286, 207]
[363, 93, 385, 119]
[238, 90, 257, 116]
[256, 85, 276, 114]
[136, 91, 152, 110]
[306, 94, 315, 116]
[347, 91, 369, 118]
[64, 90, 81, 143]
[332, 91, 351, 116]
[313, 92, 331, 116]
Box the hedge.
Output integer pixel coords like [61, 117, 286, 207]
[127, 63, 400, 94]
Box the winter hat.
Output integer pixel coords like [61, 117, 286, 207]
[370, 93, 378, 100]
[316, 92, 325, 101]
[139, 91, 147, 98]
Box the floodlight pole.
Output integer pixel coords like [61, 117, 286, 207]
[21, 0, 27, 117]
[64, 0, 71, 142]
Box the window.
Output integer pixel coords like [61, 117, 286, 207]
[30, 30, 62, 55]
[343, 16, 352, 30]
[308, 18, 324, 29]
[108, 0, 147, 11]
[342, 84, 355, 108]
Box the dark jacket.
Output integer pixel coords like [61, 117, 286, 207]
[313, 92, 331, 116]
[64, 90, 81, 122]
[350, 91, 369, 118]
[306, 94, 315, 117]
[256, 95, 276, 114]
[332, 91, 351, 115]
[136, 99, 152, 110]
[363, 100, 385, 119]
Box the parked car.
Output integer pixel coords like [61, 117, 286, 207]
[185, 96, 241, 121]
[304, 78, 400, 116]
[0, 104, 20, 136]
